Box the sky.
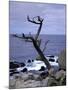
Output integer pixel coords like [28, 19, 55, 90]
[9, 1, 66, 35]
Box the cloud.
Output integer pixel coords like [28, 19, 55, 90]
[9, 1, 66, 34]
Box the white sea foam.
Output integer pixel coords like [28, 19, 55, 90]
[16, 55, 59, 72]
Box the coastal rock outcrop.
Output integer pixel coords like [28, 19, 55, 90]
[58, 49, 66, 70]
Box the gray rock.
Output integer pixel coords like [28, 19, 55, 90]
[15, 79, 24, 89]
[47, 77, 58, 86]
[9, 77, 16, 89]
[42, 77, 50, 86]
[15, 80, 42, 88]
[48, 68, 55, 76]
[33, 74, 39, 80]
[20, 73, 29, 81]
[28, 73, 35, 80]
[55, 70, 66, 80]
[58, 49, 66, 70]
[23, 80, 42, 88]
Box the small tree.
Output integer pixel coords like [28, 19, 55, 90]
[13, 16, 51, 70]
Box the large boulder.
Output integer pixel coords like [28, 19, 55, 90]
[10, 62, 19, 69]
[47, 77, 58, 86]
[39, 66, 46, 71]
[15, 80, 42, 88]
[58, 49, 66, 70]
[55, 70, 66, 80]
[21, 68, 28, 72]
[42, 77, 50, 87]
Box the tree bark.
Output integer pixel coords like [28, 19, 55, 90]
[35, 22, 42, 40]
[23, 35, 51, 70]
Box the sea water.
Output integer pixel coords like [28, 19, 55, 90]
[9, 34, 66, 63]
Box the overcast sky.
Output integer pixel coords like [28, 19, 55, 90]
[9, 1, 66, 35]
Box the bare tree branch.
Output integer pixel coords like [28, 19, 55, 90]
[27, 16, 40, 24]
[23, 34, 51, 70]
[13, 16, 51, 70]
[42, 40, 50, 52]
[27, 15, 44, 41]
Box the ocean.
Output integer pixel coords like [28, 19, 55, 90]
[9, 34, 66, 63]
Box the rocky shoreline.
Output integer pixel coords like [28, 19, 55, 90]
[9, 68, 66, 89]
[9, 49, 66, 89]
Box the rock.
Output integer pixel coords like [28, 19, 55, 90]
[15, 79, 24, 89]
[62, 77, 66, 85]
[28, 73, 35, 80]
[58, 49, 66, 70]
[10, 71, 19, 76]
[32, 59, 34, 62]
[10, 69, 16, 72]
[23, 80, 42, 88]
[29, 81, 41, 87]
[20, 63, 25, 67]
[48, 68, 55, 76]
[33, 74, 39, 80]
[42, 77, 50, 87]
[20, 73, 29, 81]
[9, 77, 16, 89]
[15, 79, 42, 88]
[39, 66, 46, 71]
[21, 68, 28, 72]
[47, 77, 58, 86]
[10, 72, 14, 76]
[10, 62, 19, 69]
[27, 59, 31, 63]
[13, 72, 24, 80]
[40, 71, 49, 79]
[55, 70, 66, 80]
[48, 55, 54, 58]
[49, 59, 55, 62]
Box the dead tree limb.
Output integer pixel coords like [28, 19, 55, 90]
[13, 34, 51, 69]
[23, 34, 51, 70]
[27, 16, 43, 41]
[13, 16, 51, 70]
[42, 40, 50, 52]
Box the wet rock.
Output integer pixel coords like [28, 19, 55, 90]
[20, 63, 25, 67]
[10, 69, 16, 72]
[32, 59, 34, 62]
[49, 59, 55, 62]
[40, 71, 49, 79]
[10, 71, 19, 76]
[27, 59, 31, 63]
[47, 55, 54, 58]
[21, 68, 28, 72]
[10, 72, 14, 76]
[10, 62, 19, 69]
[13, 71, 19, 74]
[39, 66, 46, 71]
